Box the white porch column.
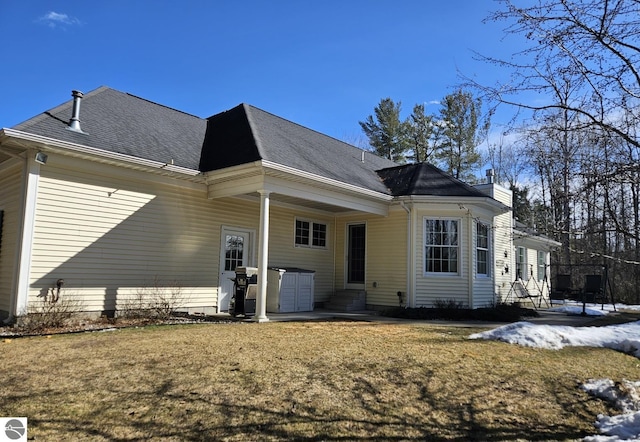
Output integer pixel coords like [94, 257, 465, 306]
[254, 189, 270, 323]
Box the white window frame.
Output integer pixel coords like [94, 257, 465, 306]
[423, 217, 461, 276]
[537, 251, 547, 281]
[294, 217, 328, 249]
[476, 221, 490, 277]
[516, 246, 527, 280]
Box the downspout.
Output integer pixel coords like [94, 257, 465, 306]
[468, 210, 475, 308]
[400, 201, 413, 308]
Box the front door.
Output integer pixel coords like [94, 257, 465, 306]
[346, 223, 366, 289]
[219, 227, 253, 312]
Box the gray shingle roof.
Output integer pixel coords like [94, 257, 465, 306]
[377, 163, 490, 197]
[200, 103, 398, 193]
[10, 86, 496, 201]
[13, 86, 207, 170]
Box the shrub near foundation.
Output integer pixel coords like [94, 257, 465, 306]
[119, 277, 189, 320]
[381, 302, 538, 322]
[19, 296, 85, 334]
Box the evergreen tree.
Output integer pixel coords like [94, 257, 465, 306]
[359, 98, 408, 162]
[436, 90, 488, 180]
[510, 184, 534, 226]
[406, 103, 438, 163]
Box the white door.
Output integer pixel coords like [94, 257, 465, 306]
[219, 228, 253, 312]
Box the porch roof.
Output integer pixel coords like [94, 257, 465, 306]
[199, 103, 398, 194]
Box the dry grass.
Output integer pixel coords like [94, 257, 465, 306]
[1, 320, 639, 441]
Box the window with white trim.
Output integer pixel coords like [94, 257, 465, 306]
[424, 219, 459, 274]
[476, 222, 490, 276]
[295, 218, 327, 248]
[537, 251, 547, 281]
[516, 246, 527, 280]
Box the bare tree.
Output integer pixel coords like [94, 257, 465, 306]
[470, 0, 640, 302]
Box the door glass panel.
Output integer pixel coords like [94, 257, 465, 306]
[225, 234, 244, 271]
[348, 224, 366, 284]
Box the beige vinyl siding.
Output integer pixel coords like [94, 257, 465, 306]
[333, 209, 407, 307]
[472, 218, 495, 308]
[493, 210, 514, 303]
[415, 208, 470, 307]
[473, 183, 514, 306]
[334, 216, 347, 290]
[526, 248, 549, 298]
[362, 208, 407, 307]
[0, 161, 22, 315]
[29, 159, 259, 314]
[266, 206, 335, 304]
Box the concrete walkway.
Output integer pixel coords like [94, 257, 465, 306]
[233, 307, 620, 328]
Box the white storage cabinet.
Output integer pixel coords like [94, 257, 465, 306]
[267, 267, 315, 313]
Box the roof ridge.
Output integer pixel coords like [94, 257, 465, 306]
[125, 92, 203, 119]
[243, 103, 382, 160]
[241, 103, 267, 160]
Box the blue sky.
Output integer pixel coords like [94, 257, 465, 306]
[0, 1, 524, 144]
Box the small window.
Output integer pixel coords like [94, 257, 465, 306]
[537, 251, 547, 281]
[516, 246, 527, 280]
[476, 222, 490, 276]
[295, 218, 327, 249]
[224, 234, 244, 271]
[424, 219, 459, 274]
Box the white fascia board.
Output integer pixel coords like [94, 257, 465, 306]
[399, 195, 511, 214]
[207, 173, 265, 199]
[204, 160, 392, 215]
[513, 229, 562, 250]
[207, 172, 389, 216]
[261, 160, 392, 202]
[262, 175, 389, 216]
[202, 161, 264, 184]
[1, 129, 202, 180]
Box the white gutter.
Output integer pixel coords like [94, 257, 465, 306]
[401, 194, 510, 215]
[1, 128, 202, 177]
[400, 201, 413, 308]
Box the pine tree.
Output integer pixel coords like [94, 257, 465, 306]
[359, 98, 408, 162]
[436, 90, 488, 180]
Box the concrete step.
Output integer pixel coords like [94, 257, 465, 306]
[326, 290, 366, 312]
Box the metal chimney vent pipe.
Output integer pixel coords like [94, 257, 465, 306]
[68, 90, 84, 132]
[486, 168, 495, 184]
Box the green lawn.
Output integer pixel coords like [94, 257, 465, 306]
[1, 320, 637, 441]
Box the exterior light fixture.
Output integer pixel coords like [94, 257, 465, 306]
[35, 152, 48, 164]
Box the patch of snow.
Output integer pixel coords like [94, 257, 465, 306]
[470, 319, 640, 440]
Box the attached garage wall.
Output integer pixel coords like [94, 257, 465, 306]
[0, 161, 23, 317]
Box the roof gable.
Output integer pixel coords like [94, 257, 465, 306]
[199, 104, 262, 171]
[377, 163, 490, 197]
[200, 104, 397, 193]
